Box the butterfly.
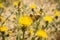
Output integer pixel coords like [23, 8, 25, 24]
[30, 14, 41, 22]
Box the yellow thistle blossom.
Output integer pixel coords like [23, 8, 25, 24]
[54, 10, 59, 16]
[0, 26, 8, 32]
[43, 15, 53, 23]
[19, 15, 33, 27]
[29, 4, 36, 9]
[36, 29, 47, 38]
[0, 16, 5, 23]
[0, 3, 4, 8]
[13, 1, 19, 6]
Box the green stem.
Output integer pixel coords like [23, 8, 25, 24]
[16, 2, 21, 40]
[2, 32, 5, 40]
[37, 37, 42, 40]
[2, 35, 5, 40]
[44, 21, 48, 29]
[22, 27, 26, 40]
[35, 18, 41, 32]
[16, 30, 22, 40]
[23, 30, 25, 40]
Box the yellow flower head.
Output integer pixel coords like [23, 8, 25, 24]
[0, 16, 5, 23]
[43, 15, 53, 23]
[13, 1, 19, 6]
[0, 3, 4, 8]
[0, 26, 8, 32]
[29, 4, 36, 9]
[54, 10, 59, 16]
[36, 29, 47, 38]
[19, 15, 33, 27]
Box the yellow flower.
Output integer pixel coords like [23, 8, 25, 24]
[0, 26, 8, 32]
[43, 15, 53, 23]
[13, 1, 19, 6]
[54, 10, 59, 16]
[29, 4, 36, 9]
[0, 16, 5, 23]
[19, 15, 33, 27]
[0, 3, 4, 8]
[36, 29, 47, 38]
